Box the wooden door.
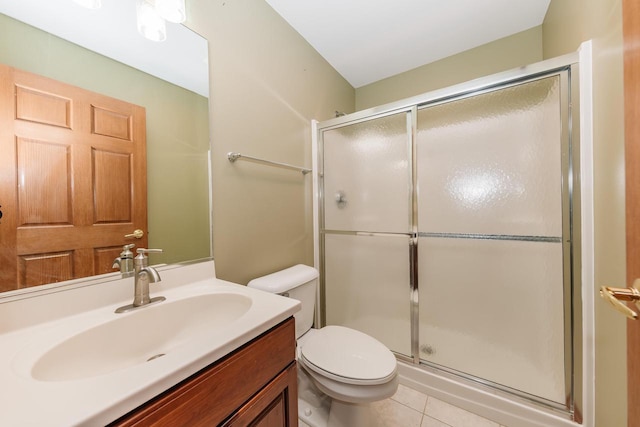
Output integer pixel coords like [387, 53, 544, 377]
[0, 64, 147, 291]
[625, 0, 640, 425]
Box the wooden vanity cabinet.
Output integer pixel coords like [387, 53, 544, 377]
[109, 317, 298, 427]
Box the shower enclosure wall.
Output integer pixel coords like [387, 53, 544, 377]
[314, 57, 582, 421]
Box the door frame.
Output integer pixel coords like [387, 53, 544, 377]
[623, 0, 640, 425]
[313, 49, 592, 425]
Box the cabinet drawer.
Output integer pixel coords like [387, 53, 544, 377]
[110, 317, 296, 426]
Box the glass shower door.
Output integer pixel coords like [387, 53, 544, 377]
[416, 75, 569, 404]
[321, 112, 413, 357]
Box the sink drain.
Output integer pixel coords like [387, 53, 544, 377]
[147, 353, 166, 362]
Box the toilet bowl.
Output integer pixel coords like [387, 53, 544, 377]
[248, 264, 398, 427]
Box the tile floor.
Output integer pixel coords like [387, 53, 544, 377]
[299, 384, 508, 427]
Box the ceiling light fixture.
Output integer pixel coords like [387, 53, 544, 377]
[72, 0, 184, 42]
[136, 0, 186, 42]
[136, 0, 168, 42]
[155, 0, 186, 24]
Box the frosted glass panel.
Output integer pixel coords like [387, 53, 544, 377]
[319, 69, 573, 409]
[325, 233, 411, 356]
[323, 113, 410, 233]
[416, 76, 562, 236]
[418, 237, 565, 403]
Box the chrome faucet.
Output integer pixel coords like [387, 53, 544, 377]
[112, 244, 135, 277]
[115, 248, 165, 313]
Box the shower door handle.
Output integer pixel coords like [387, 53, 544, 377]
[600, 279, 640, 319]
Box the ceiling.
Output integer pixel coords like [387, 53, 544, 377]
[265, 0, 552, 88]
[0, 0, 209, 96]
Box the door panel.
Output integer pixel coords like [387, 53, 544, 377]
[0, 64, 147, 290]
[416, 76, 563, 237]
[418, 236, 565, 403]
[324, 233, 412, 357]
[416, 73, 570, 405]
[17, 137, 72, 226]
[94, 246, 126, 276]
[322, 112, 411, 234]
[18, 251, 74, 288]
[93, 149, 132, 223]
[15, 85, 72, 128]
[91, 105, 133, 140]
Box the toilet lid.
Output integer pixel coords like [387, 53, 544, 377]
[299, 325, 396, 385]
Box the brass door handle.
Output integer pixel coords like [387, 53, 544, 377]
[125, 229, 144, 239]
[600, 279, 640, 320]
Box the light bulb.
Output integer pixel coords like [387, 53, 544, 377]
[136, 0, 167, 42]
[155, 0, 186, 23]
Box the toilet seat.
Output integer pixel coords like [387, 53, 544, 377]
[299, 325, 397, 385]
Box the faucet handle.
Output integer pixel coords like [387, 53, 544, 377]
[113, 244, 136, 275]
[120, 244, 135, 258]
[134, 248, 163, 268]
[136, 248, 163, 255]
[135, 248, 163, 262]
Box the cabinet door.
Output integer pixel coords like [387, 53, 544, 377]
[222, 362, 298, 427]
[108, 318, 296, 427]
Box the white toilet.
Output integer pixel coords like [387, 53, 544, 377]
[248, 264, 398, 427]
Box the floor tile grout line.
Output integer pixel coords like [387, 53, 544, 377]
[388, 383, 509, 427]
[390, 396, 428, 416]
[420, 413, 456, 427]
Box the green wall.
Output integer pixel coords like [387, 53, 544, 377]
[543, 1, 626, 425]
[355, 26, 544, 110]
[0, 13, 211, 265]
[187, 0, 355, 285]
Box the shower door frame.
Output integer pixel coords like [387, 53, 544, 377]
[313, 52, 583, 420]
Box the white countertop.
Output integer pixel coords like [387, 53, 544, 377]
[0, 260, 300, 426]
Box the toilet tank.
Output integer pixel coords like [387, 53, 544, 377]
[247, 264, 318, 339]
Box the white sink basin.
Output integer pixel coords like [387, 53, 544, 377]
[1, 261, 300, 426]
[31, 293, 252, 382]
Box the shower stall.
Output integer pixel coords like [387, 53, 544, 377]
[313, 54, 583, 422]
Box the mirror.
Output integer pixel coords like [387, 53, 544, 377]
[0, 0, 211, 295]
